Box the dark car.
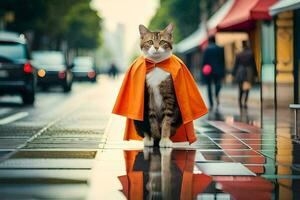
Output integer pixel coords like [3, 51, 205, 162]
[32, 51, 73, 92]
[0, 31, 36, 105]
[72, 56, 97, 82]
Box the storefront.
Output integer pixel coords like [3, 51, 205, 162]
[216, 0, 277, 129]
[270, 1, 300, 106]
[175, 0, 234, 81]
[217, 0, 277, 76]
[296, 10, 300, 105]
[268, 3, 300, 198]
[260, 20, 276, 125]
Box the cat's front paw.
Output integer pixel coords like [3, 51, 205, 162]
[143, 136, 154, 147]
[159, 137, 173, 148]
[143, 147, 153, 160]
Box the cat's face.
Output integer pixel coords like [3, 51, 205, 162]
[139, 24, 174, 63]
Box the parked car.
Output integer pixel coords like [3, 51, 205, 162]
[32, 51, 73, 92]
[72, 56, 97, 82]
[0, 31, 36, 105]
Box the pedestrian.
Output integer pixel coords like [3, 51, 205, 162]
[232, 41, 257, 109]
[108, 63, 118, 78]
[201, 35, 225, 110]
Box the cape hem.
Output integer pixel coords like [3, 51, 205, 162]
[123, 137, 197, 145]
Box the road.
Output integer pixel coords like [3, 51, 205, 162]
[0, 75, 299, 200]
[0, 76, 120, 199]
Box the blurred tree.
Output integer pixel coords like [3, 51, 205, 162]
[0, 0, 46, 32]
[149, 0, 201, 43]
[41, 0, 75, 50]
[0, 0, 102, 51]
[64, 1, 102, 49]
[149, 0, 224, 43]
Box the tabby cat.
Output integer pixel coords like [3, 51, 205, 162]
[133, 24, 182, 148]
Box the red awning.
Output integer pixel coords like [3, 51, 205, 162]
[251, 0, 277, 20]
[217, 0, 277, 31]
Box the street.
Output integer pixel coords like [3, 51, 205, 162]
[0, 76, 120, 199]
[0, 75, 299, 199]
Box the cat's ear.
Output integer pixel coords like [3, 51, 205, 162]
[163, 23, 174, 34]
[139, 24, 149, 37]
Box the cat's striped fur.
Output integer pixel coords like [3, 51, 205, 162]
[134, 24, 182, 148]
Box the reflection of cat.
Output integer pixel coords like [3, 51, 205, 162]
[134, 24, 182, 148]
[119, 150, 213, 199]
[119, 149, 272, 199]
[160, 149, 172, 199]
[144, 148, 172, 199]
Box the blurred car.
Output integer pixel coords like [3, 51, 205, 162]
[32, 51, 73, 92]
[72, 56, 97, 82]
[0, 31, 36, 105]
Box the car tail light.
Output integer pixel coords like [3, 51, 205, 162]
[23, 63, 33, 73]
[58, 71, 66, 79]
[38, 69, 46, 77]
[87, 71, 96, 78]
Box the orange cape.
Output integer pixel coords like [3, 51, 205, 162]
[112, 55, 208, 144]
[118, 150, 212, 200]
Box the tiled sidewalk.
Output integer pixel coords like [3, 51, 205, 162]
[87, 109, 300, 200]
[86, 77, 299, 199]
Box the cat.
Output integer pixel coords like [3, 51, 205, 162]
[133, 24, 182, 148]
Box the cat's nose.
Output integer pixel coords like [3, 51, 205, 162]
[154, 46, 159, 50]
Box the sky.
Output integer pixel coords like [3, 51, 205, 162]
[91, 0, 159, 56]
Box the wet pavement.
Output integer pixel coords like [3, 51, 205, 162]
[0, 76, 118, 199]
[0, 75, 300, 199]
[87, 113, 300, 200]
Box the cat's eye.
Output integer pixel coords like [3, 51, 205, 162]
[147, 40, 153, 45]
[159, 40, 167, 45]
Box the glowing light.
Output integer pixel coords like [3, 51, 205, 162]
[58, 71, 66, 79]
[38, 69, 46, 77]
[88, 71, 96, 78]
[23, 63, 32, 73]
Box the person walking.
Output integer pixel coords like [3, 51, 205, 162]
[201, 35, 225, 110]
[232, 41, 257, 109]
[108, 63, 119, 78]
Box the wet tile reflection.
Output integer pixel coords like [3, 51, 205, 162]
[119, 149, 213, 200]
[199, 151, 233, 162]
[118, 148, 275, 200]
[194, 108, 300, 199]
[96, 106, 300, 199]
[212, 176, 273, 200]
